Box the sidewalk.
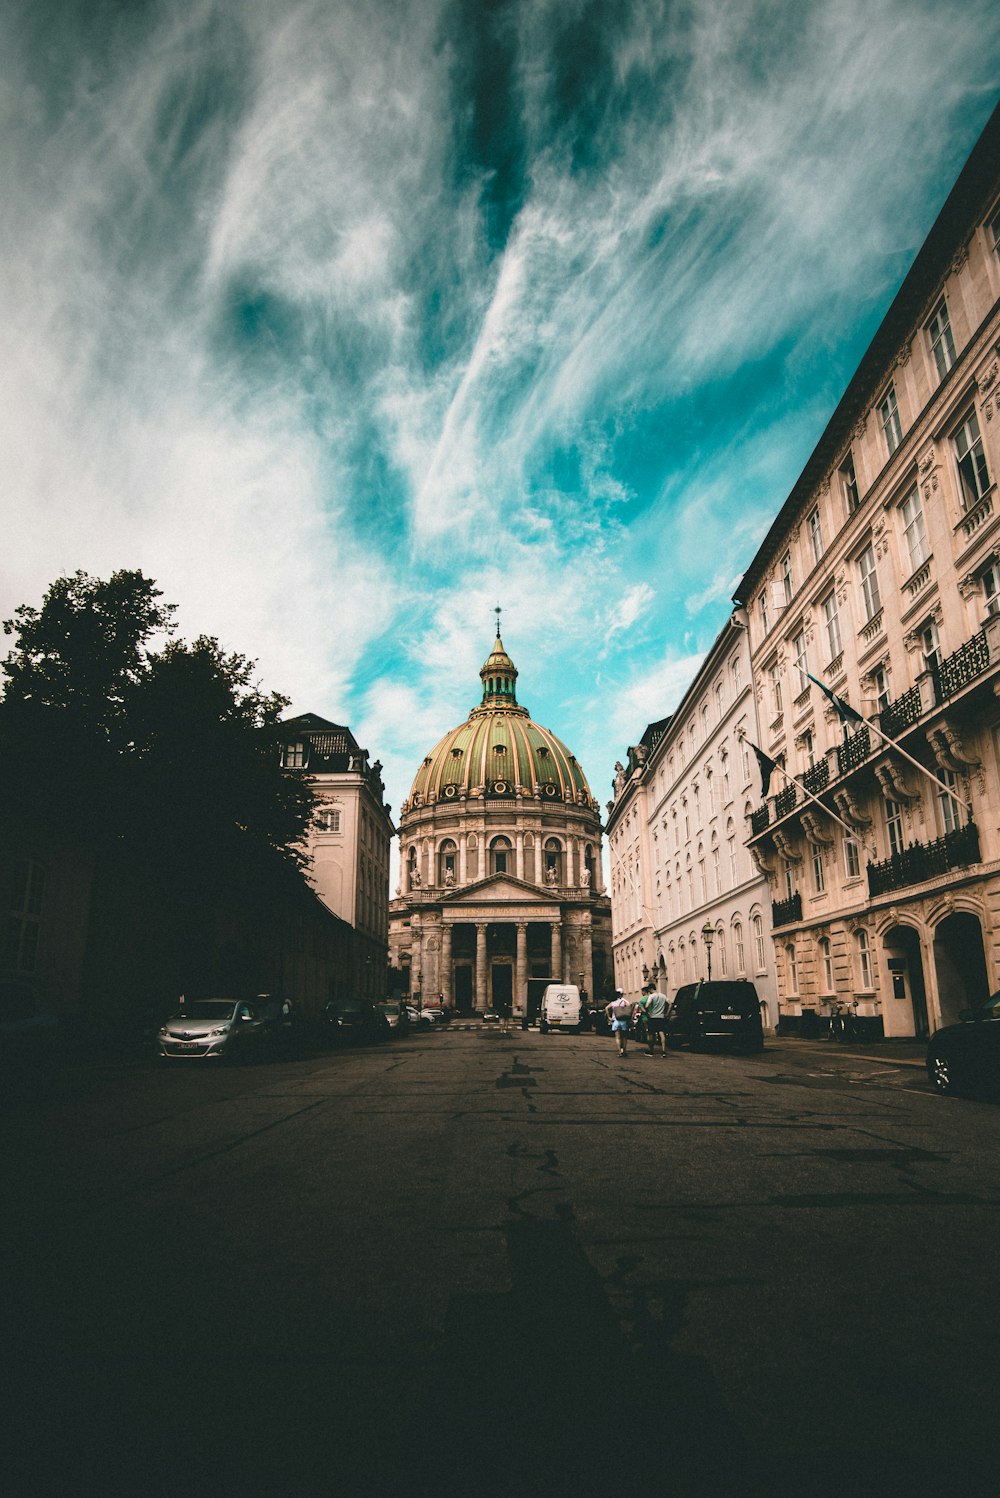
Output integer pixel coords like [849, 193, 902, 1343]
[768, 1033, 927, 1068]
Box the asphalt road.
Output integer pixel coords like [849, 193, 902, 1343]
[2, 1029, 997, 1498]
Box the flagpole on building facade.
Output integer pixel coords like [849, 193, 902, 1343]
[739, 735, 862, 843]
[806, 673, 972, 817]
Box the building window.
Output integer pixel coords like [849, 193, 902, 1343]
[717, 928, 727, 976]
[785, 942, 798, 994]
[808, 507, 824, 564]
[780, 552, 793, 605]
[855, 928, 874, 990]
[871, 664, 891, 713]
[819, 937, 834, 994]
[954, 410, 991, 510]
[937, 768, 961, 837]
[812, 847, 825, 894]
[792, 630, 808, 693]
[821, 591, 842, 661]
[315, 807, 341, 833]
[900, 488, 929, 573]
[926, 299, 956, 381]
[770, 661, 783, 715]
[921, 619, 942, 672]
[759, 588, 769, 635]
[731, 654, 742, 689]
[858, 543, 881, 622]
[844, 834, 861, 880]
[715, 681, 724, 720]
[7, 860, 46, 974]
[885, 798, 904, 857]
[878, 384, 902, 455]
[492, 837, 512, 875]
[283, 740, 306, 769]
[712, 841, 720, 894]
[734, 921, 745, 974]
[840, 451, 861, 513]
[801, 729, 814, 769]
[752, 915, 765, 972]
[728, 824, 737, 882]
[982, 561, 1000, 618]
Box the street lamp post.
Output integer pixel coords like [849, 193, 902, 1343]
[701, 921, 715, 981]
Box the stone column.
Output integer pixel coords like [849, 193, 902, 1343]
[410, 916, 423, 1001]
[476, 923, 488, 1012]
[440, 922, 453, 1006]
[515, 831, 525, 881]
[515, 922, 528, 1017]
[534, 835, 543, 885]
[551, 920, 562, 983]
[581, 916, 593, 1002]
[566, 839, 576, 887]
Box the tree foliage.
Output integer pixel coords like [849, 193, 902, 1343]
[1, 570, 315, 879]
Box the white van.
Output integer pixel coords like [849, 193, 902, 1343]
[538, 984, 582, 1033]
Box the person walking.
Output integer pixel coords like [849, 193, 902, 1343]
[605, 990, 635, 1057]
[639, 983, 670, 1056]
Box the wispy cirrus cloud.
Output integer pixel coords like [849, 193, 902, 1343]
[3, 0, 998, 820]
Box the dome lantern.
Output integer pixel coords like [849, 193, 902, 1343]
[478, 630, 521, 711]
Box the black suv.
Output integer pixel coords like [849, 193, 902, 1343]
[666, 980, 764, 1053]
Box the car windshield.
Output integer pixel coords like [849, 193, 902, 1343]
[167, 1000, 238, 1021]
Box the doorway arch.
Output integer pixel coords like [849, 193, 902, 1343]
[881, 924, 929, 1038]
[933, 911, 989, 1027]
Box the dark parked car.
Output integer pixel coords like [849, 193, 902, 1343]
[926, 991, 1000, 1097]
[666, 980, 764, 1053]
[322, 999, 388, 1046]
[158, 999, 265, 1060]
[250, 994, 301, 1055]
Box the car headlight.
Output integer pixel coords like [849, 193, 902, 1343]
[208, 1025, 232, 1038]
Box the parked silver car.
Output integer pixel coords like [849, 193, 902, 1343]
[158, 999, 264, 1060]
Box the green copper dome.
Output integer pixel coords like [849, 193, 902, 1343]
[406, 633, 594, 809]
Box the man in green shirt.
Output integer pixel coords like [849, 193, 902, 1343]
[639, 983, 669, 1057]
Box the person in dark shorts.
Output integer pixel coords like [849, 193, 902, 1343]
[605, 990, 635, 1057]
[639, 983, 669, 1056]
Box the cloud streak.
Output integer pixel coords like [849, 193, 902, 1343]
[3, 0, 999, 825]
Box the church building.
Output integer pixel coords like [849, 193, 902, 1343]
[389, 629, 612, 1017]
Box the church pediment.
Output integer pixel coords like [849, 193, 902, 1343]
[444, 873, 554, 905]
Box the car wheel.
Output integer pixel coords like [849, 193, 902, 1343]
[928, 1050, 959, 1095]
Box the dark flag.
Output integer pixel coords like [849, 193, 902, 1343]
[806, 672, 865, 728]
[747, 740, 779, 798]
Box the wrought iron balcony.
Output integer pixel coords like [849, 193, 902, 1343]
[867, 820, 980, 898]
[750, 805, 770, 836]
[801, 759, 830, 795]
[837, 724, 871, 776]
[772, 891, 802, 927]
[932, 630, 989, 705]
[879, 684, 922, 737]
[774, 784, 797, 817]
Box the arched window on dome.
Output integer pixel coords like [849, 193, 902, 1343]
[584, 843, 595, 887]
[544, 838, 563, 885]
[407, 846, 419, 890]
[490, 835, 512, 876]
[437, 839, 458, 887]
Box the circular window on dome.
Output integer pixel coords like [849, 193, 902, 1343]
[442, 784, 457, 798]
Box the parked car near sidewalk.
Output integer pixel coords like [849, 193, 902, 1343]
[158, 999, 265, 1060]
[322, 999, 388, 1046]
[666, 980, 764, 1053]
[926, 991, 1000, 1097]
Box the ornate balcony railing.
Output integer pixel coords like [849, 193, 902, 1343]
[879, 684, 923, 737]
[837, 724, 871, 776]
[750, 805, 770, 836]
[775, 784, 797, 817]
[772, 891, 803, 927]
[932, 630, 989, 704]
[867, 820, 980, 898]
[801, 759, 830, 795]
[958, 490, 993, 541]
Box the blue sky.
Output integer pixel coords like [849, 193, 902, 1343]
[4, 0, 1000, 871]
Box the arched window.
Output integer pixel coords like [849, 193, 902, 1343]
[726, 818, 737, 883]
[490, 836, 512, 876]
[854, 928, 874, 990]
[752, 913, 765, 972]
[733, 920, 745, 974]
[437, 839, 457, 885]
[544, 838, 564, 884]
[716, 924, 727, 975]
[819, 937, 834, 993]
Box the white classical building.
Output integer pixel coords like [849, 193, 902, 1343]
[606, 616, 780, 1026]
[736, 103, 1000, 1038]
